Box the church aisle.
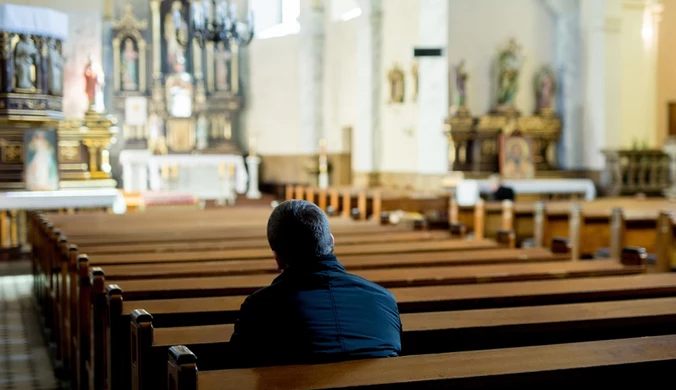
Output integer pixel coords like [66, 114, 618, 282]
[0, 274, 59, 390]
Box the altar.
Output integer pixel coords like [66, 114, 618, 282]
[477, 178, 596, 201]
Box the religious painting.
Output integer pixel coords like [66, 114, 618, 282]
[387, 65, 405, 104]
[120, 36, 140, 91]
[214, 41, 231, 92]
[500, 134, 535, 180]
[24, 129, 59, 191]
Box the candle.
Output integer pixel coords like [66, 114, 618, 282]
[249, 136, 256, 157]
[319, 138, 327, 156]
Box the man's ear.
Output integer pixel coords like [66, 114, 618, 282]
[331, 234, 335, 246]
[273, 251, 285, 271]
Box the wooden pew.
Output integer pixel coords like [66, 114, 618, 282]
[168, 334, 676, 388]
[131, 296, 676, 390]
[97, 258, 647, 390]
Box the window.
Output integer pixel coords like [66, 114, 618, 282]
[250, 0, 300, 39]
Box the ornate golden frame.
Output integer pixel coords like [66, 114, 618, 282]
[112, 4, 148, 93]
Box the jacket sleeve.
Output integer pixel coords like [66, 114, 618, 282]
[228, 296, 259, 367]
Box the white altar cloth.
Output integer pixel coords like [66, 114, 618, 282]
[0, 189, 122, 210]
[147, 154, 248, 199]
[476, 179, 597, 201]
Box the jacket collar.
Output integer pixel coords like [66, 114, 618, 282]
[273, 254, 345, 282]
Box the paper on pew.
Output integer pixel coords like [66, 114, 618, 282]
[388, 210, 424, 224]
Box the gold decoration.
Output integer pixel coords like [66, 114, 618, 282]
[0, 32, 10, 59]
[387, 64, 405, 103]
[0, 139, 22, 163]
[112, 3, 148, 92]
[58, 143, 80, 162]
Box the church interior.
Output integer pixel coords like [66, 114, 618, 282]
[3, 0, 676, 388]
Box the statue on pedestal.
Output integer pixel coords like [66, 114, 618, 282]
[47, 38, 63, 95]
[84, 55, 105, 112]
[455, 59, 469, 114]
[15, 34, 39, 90]
[496, 39, 524, 111]
[534, 65, 556, 115]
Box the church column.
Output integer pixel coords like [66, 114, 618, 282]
[618, 0, 662, 148]
[298, 0, 325, 154]
[545, 0, 582, 169]
[580, 0, 622, 170]
[416, 0, 448, 184]
[353, 0, 382, 188]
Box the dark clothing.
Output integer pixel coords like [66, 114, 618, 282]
[493, 185, 515, 201]
[229, 254, 402, 367]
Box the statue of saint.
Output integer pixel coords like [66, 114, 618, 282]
[14, 35, 39, 90]
[121, 38, 139, 91]
[534, 66, 556, 113]
[47, 38, 64, 95]
[455, 60, 468, 108]
[165, 1, 187, 73]
[84, 55, 105, 111]
[214, 41, 231, 91]
[497, 39, 524, 109]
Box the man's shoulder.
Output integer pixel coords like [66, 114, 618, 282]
[339, 272, 397, 301]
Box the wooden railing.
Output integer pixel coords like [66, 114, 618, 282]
[602, 149, 670, 196]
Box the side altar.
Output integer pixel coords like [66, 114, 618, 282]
[444, 40, 562, 177]
[108, 1, 254, 201]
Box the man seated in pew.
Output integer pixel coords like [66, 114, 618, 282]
[230, 200, 402, 367]
[488, 174, 515, 201]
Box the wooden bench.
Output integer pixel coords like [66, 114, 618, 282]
[168, 334, 676, 388]
[132, 296, 676, 390]
[98, 262, 650, 390]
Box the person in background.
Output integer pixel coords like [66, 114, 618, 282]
[489, 174, 515, 201]
[229, 200, 402, 367]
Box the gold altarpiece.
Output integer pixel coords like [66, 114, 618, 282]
[109, 0, 242, 155]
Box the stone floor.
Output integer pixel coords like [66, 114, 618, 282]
[0, 267, 60, 390]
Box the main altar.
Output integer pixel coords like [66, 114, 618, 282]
[108, 1, 252, 201]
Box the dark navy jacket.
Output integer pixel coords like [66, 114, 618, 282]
[228, 254, 402, 367]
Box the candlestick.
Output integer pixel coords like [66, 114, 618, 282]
[249, 136, 256, 157]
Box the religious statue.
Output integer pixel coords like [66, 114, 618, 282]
[166, 57, 193, 118]
[84, 55, 105, 111]
[534, 65, 556, 114]
[25, 130, 59, 191]
[121, 38, 139, 91]
[165, 0, 187, 73]
[387, 64, 405, 104]
[14, 34, 39, 90]
[215, 41, 231, 91]
[455, 60, 468, 108]
[47, 38, 64, 95]
[497, 39, 524, 110]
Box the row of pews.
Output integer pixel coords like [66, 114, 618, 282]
[29, 200, 676, 389]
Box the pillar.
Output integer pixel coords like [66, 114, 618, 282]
[299, 0, 325, 154]
[353, 0, 382, 187]
[619, 0, 661, 149]
[545, 0, 582, 169]
[246, 156, 262, 199]
[417, 0, 448, 178]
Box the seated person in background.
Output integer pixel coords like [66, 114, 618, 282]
[489, 174, 515, 201]
[229, 200, 402, 367]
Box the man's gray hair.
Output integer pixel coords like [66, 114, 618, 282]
[267, 200, 334, 263]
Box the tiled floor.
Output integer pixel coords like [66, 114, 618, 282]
[1, 270, 60, 390]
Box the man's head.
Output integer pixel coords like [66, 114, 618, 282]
[267, 200, 334, 269]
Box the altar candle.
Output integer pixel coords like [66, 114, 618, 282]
[249, 136, 256, 157]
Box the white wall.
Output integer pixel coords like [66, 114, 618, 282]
[380, 0, 420, 172]
[323, 17, 357, 153]
[448, 0, 555, 115]
[244, 34, 302, 155]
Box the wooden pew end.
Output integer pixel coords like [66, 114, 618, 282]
[621, 246, 648, 268]
[131, 309, 154, 390]
[551, 237, 571, 254]
[168, 345, 198, 390]
[496, 229, 516, 248]
[449, 223, 466, 238]
[380, 212, 390, 225]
